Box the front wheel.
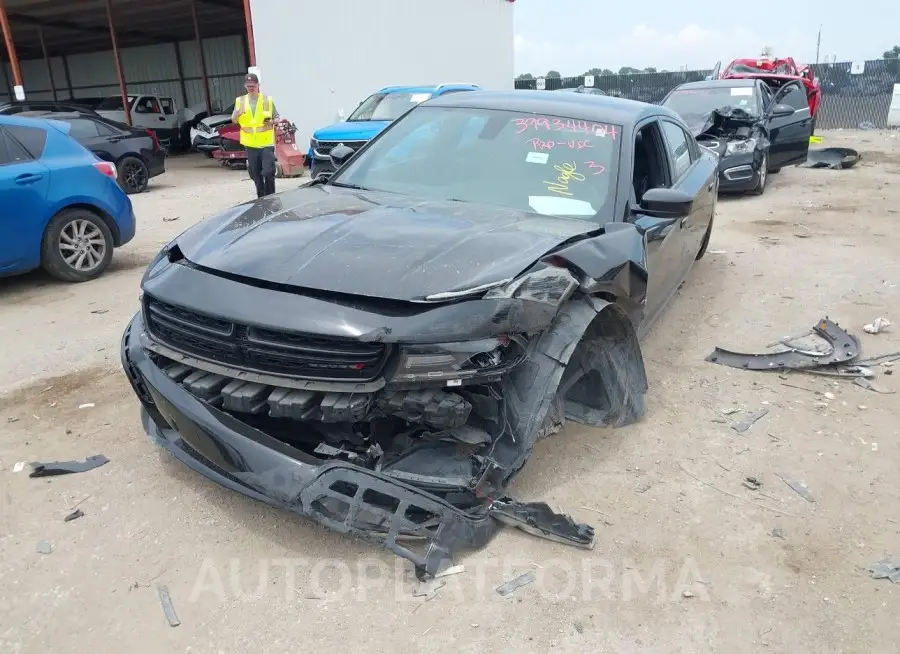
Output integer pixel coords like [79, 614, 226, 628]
[118, 156, 149, 194]
[750, 152, 768, 196]
[41, 209, 114, 282]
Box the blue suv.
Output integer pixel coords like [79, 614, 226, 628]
[308, 83, 480, 178]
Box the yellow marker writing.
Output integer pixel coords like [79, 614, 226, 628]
[544, 162, 585, 197]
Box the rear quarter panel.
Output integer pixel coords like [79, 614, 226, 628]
[42, 124, 136, 245]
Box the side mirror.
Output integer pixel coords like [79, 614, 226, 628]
[639, 187, 694, 218]
[330, 144, 355, 168]
[771, 103, 795, 117]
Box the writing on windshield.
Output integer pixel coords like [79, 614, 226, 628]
[512, 116, 618, 139]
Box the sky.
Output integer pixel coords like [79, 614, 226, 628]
[513, 0, 894, 76]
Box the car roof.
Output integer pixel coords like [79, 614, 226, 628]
[425, 89, 676, 126]
[0, 113, 55, 128]
[377, 84, 478, 94]
[674, 79, 759, 90]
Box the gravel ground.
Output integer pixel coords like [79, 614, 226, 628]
[1, 133, 899, 653]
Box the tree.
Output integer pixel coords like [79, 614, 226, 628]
[516, 73, 534, 80]
[884, 45, 900, 59]
[583, 67, 615, 77]
[546, 70, 561, 78]
[643, 67, 658, 73]
[618, 66, 640, 75]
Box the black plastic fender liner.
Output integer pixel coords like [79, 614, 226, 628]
[490, 295, 648, 488]
[804, 147, 861, 170]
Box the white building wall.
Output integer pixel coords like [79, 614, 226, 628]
[249, 0, 515, 144]
[1, 35, 247, 111]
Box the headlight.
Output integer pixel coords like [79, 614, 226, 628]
[198, 123, 210, 133]
[725, 138, 757, 155]
[391, 335, 526, 385]
[310, 138, 319, 150]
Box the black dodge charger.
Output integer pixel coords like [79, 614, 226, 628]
[121, 90, 718, 574]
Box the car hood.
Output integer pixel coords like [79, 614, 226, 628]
[173, 186, 598, 302]
[312, 121, 391, 142]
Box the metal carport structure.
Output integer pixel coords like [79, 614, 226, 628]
[0, 0, 256, 124]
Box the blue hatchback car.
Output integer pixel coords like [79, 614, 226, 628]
[308, 83, 480, 178]
[0, 114, 136, 282]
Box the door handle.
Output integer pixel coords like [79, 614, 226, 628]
[158, 116, 166, 121]
[15, 173, 43, 184]
[707, 183, 714, 192]
[680, 216, 688, 227]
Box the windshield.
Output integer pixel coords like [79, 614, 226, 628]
[97, 95, 135, 111]
[728, 62, 793, 75]
[663, 86, 758, 126]
[331, 106, 621, 220]
[348, 92, 433, 122]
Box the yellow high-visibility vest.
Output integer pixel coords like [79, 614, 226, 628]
[235, 94, 275, 148]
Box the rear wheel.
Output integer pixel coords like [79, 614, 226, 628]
[41, 209, 114, 282]
[118, 156, 149, 194]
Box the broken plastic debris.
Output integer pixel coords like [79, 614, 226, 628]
[12, 461, 25, 473]
[771, 526, 786, 539]
[731, 408, 769, 433]
[863, 317, 891, 334]
[435, 565, 466, 578]
[78, 403, 95, 409]
[29, 454, 109, 477]
[776, 474, 815, 502]
[64, 509, 84, 522]
[36, 540, 52, 554]
[496, 571, 536, 596]
[867, 557, 900, 583]
[490, 499, 595, 549]
[157, 584, 181, 627]
[854, 378, 895, 394]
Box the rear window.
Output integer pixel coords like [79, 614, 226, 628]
[0, 128, 34, 165]
[5, 124, 47, 159]
[63, 118, 102, 138]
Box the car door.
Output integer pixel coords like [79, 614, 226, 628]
[159, 97, 180, 132]
[659, 118, 714, 274]
[766, 81, 812, 169]
[627, 119, 688, 321]
[0, 126, 52, 271]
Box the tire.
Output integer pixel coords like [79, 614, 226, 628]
[810, 116, 816, 136]
[40, 209, 114, 283]
[750, 152, 768, 196]
[769, 167, 782, 174]
[118, 156, 149, 194]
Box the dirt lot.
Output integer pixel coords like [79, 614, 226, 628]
[2, 134, 899, 653]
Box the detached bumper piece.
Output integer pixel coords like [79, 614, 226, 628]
[705, 317, 862, 373]
[122, 315, 596, 576]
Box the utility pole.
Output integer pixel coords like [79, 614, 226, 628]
[815, 25, 822, 65]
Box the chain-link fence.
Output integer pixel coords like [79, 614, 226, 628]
[514, 58, 900, 129]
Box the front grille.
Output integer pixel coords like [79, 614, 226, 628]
[144, 295, 388, 381]
[314, 140, 367, 156]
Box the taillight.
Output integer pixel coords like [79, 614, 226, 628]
[147, 129, 161, 151]
[93, 161, 117, 179]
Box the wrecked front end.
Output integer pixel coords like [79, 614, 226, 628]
[694, 107, 768, 192]
[121, 230, 649, 575]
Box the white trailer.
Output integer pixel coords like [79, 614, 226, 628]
[248, 0, 515, 144]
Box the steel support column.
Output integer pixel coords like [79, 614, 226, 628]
[61, 55, 74, 99]
[0, 0, 24, 95]
[242, 0, 255, 67]
[190, 0, 212, 116]
[37, 26, 56, 100]
[105, 0, 131, 125]
[173, 41, 189, 109]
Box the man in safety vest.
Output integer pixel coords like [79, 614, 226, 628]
[231, 72, 278, 198]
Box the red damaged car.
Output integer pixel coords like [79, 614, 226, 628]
[712, 57, 822, 132]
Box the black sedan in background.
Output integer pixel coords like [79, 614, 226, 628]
[661, 78, 812, 195]
[21, 111, 166, 194]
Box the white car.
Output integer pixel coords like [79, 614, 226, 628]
[190, 113, 234, 154]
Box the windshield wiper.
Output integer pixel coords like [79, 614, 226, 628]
[330, 181, 369, 190]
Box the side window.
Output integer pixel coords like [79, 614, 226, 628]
[160, 98, 175, 115]
[779, 84, 809, 112]
[65, 119, 101, 138]
[632, 122, 670, 203]
[0, 128, 34, 165]
[5, 124, 48, 158]
[660, 120, 693, 180]
[95, 121, 118, 136]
